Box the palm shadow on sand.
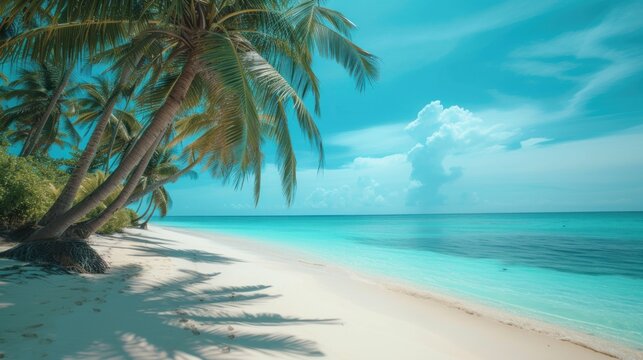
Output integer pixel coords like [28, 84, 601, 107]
[0, 233, 338, 359]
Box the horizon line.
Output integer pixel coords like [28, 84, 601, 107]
[154, 210, 643, 218]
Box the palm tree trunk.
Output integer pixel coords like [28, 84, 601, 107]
[20, 67, 73, 157]
[126, 159, 200, 206]
[28, 55, 199, 241]
[140, 204, 157, 229]
[78, 133, 164, 237]
[104, 118, 121, 174]
[39, 95, 117, 222]
[19, 125, 37, 156]
[39, 66, 136, 226]
[134, 197, 155, 223]
[134, 198, 144, 213]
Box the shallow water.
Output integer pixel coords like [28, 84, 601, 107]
[154, 212, 643, 348]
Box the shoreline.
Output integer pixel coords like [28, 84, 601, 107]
[0, 226, 640, 359]
[159, 225, 642, 359]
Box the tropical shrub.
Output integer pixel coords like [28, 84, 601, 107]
[77, 171, 135, 234]
[0, 147, 62, 229]
[0, 147, 135, 233]
[96, 208, 137, 235]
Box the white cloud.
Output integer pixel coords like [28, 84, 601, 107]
[442, 126, 643, 212]
[166, 101, 643, 215]
[167, 152, 412, 215]
[404, 101, 514, 207]
[302, 154, 411, 211]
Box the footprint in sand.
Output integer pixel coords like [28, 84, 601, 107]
[227, 325, 236, 340]
[92, 308, 101, 313]
[74, 300, 84, 306]
[22, 333, 38, 339]
[221, 346, 231, 354]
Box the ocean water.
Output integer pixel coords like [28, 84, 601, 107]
[154, 212, 643, 349]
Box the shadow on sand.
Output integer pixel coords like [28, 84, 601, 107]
[0, 233, 338, 359]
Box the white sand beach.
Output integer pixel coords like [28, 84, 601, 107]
[1, 226, 640, 360]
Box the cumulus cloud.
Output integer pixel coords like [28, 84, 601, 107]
[404, 101, 512, 207]
[304, 154, 408, 211]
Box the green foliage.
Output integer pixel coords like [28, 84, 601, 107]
[0, 0, 378, 242]
[77, 171, 135, 234]
[0, 63, 79, 156]
[0, 147, 62, 229]
[96, 208, 136, 235]
[0, 147, 135, 232]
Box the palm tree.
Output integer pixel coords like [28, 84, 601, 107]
[133, 145, 194, 229]
[0, 71, 6, 125]
[37, 60, 142, 226]
[136, 187, 171, 229]
[73, 76, 141, 173]
[2, 0, 377, 272]
[0, 63, 79, 156]
[2, 0, 152, 227]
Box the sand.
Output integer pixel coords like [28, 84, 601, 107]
[0, 226, 640, 359]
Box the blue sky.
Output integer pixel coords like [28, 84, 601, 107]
[168, 0, 643, 215]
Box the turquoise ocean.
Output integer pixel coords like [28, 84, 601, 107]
[154, 212, 643, 349]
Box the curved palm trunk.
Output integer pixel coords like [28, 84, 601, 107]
[78, 133, 164, 237]
[39, 67, 135, 225]
[140, 204, 157, 229]
[104, 118, 121, 174]
[20, 67, 73, 157]
[28, 55, 199, 241]
[126, 159, 200, 207]
[19, 125, 37, 157]
[134, 198, 144, 213]
[39, 94, 118, 223]
[134, 197, 155, 223]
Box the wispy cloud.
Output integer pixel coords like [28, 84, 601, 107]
[326, 123, 415, 158]
[417, 0, 558, 41]
[509, 2, 643, 115]
[505, 60, 579, 80]
[376, 0, 559, 50]
[360, 0, 561, 74]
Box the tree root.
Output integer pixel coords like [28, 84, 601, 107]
[0, 239, 108, 274]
